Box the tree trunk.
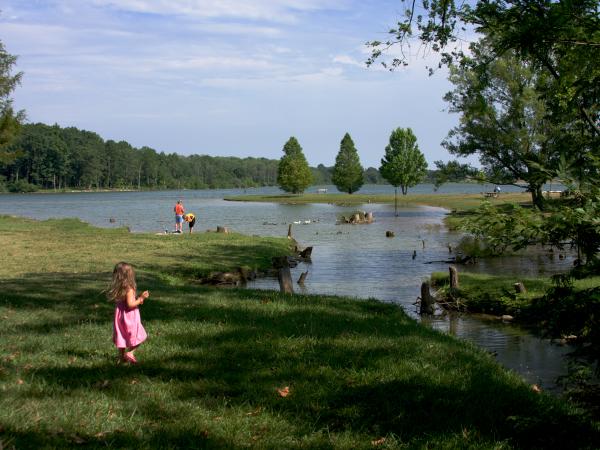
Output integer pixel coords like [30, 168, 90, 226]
[530, 185, 545, 210]
[278, 267, 293, 293]
[449, 266, 459, 289]
[394, 187, 398, 216]
[297, 271, 308, 284]
[514, 282, 526, 293]
[420, 281, 435, 315]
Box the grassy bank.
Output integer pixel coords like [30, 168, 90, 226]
[1, 216, 598, 448]
[430, 271, 600, 327]
[225, 192, 532, 212]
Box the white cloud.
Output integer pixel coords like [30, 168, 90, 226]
[90, 0, 348, 22]
[332, 54, 365, 68]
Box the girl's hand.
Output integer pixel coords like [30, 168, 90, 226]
[141, 290, 150, 299]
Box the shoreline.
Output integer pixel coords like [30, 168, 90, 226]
[1, 214, 597, 447]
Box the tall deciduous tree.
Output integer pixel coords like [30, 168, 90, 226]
[443, 42, 558, 209]
[277, 136, 313, 194]
[367, 0, 600, 185]
[332, 133, 364, 194]
[380, 128, 428, 215]
[0, 40, 25, 167]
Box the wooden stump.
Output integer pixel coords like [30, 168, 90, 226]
[514, 282, 526, 293]
[297, 271, 308, 284]
[386, 231, 395, 238]
[288, 224, 293, 239]
[420, 281, 435, 315]
[449, 266, 459, 289]
[365, 212, 374, 223]
[278, 267, 294, 293]
[299, 246, 313, 259]
[217, 226, 230, 233]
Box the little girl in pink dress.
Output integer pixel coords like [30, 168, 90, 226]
[108, 262, 149, 364]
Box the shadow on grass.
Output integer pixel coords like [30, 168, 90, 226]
[1, 272, 598, 448]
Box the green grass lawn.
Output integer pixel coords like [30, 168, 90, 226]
[1, 216, 598, 449]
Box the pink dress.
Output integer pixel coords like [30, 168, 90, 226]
[113, 299, 147, 349]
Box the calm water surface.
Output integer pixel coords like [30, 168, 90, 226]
[0, 184, 572, 391]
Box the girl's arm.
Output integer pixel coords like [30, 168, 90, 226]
[125, 288, 150, 309]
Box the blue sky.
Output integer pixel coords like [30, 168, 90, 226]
[1, 0, 464, 168]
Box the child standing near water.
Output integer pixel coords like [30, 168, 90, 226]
[108, 262, 149, 364]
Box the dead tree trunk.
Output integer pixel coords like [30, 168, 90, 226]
[420, 281, 435, 315]
[273, 256, 293, 294]
[288, 224, 293, 239]
[514, 282, 526, 293]
[297, 271, 308, 284]
[278, 267, 293, 293]
[299, 246, 313, 259]
[449, 266, 459, 289]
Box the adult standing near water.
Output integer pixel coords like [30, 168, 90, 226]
[174, 200, 185, 233]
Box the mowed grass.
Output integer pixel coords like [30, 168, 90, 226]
[1, 216, 598, 448]
[224, 192, 532, 212]
[0, 216, 291, 281]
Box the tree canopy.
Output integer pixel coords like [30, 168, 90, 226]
[276, 137, 313, 194]
[368, 0, 600, 182]
[0, 40, 24, 166]
[0, 123, 283, 191]
[380, 127, 428, 195]
[443, 42, 559, 208]
[332, 133, 364, 194]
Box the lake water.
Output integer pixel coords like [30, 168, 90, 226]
[0, 183, 572, 391]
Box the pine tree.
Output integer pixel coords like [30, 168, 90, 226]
[332, 133, 364, 194]
[277, 137, 313, 194]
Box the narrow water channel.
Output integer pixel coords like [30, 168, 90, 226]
[0, 186, 575, 391]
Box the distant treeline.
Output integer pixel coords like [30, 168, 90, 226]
[0, 123, 434, 192]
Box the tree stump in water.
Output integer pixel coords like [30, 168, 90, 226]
[365, 212, 374, 223]
[420, 281, 435, 315]
[217, 226, 230, 234]
[297, 271, 308, 284]
[514, 282, 526, 293]
[449, 266, 459, 289]
[288, 224, 293, 239]
[278, 267, 293, 293]
[273, 256, 294, 293]
[299, 246, 313, 259]
[386, 231, 395, 238]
